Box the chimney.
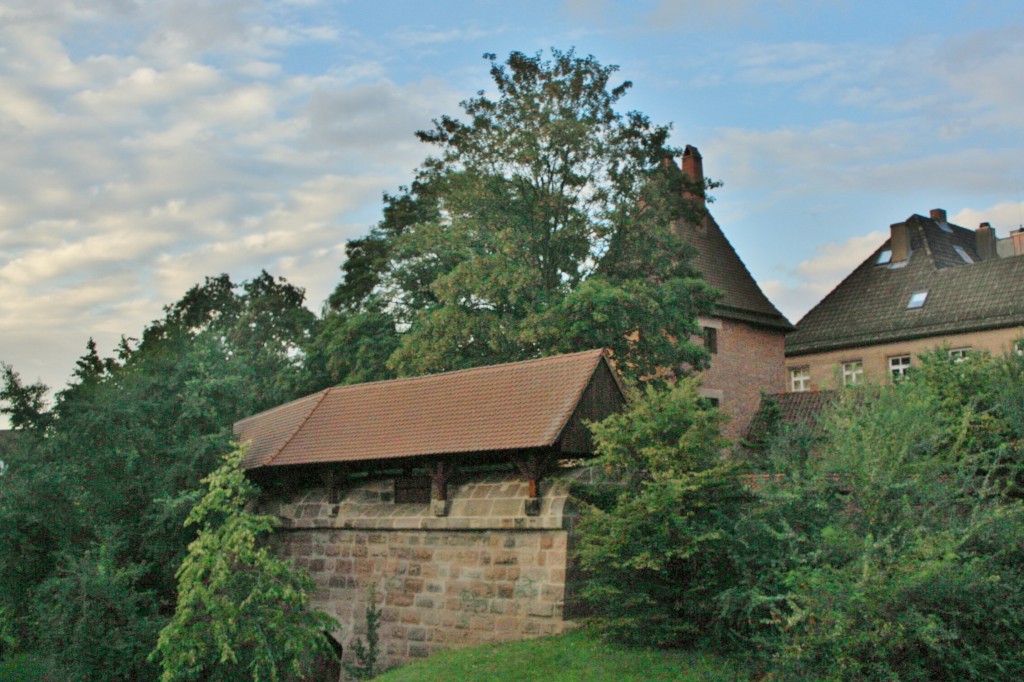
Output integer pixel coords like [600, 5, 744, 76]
[1012, 228, 1024, 257]
[681, 145, 705, 205]
[890, 222, 911, 263]
[930, 208, 947, 223]
[976, 222, 998, 260]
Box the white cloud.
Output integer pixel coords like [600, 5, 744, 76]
[952, 202, 1024, 237]
[762, 231, 886, 323]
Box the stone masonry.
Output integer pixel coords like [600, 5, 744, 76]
[262, 469, 584, 671]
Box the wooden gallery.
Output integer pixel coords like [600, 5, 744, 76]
[235, 349, 626, 668]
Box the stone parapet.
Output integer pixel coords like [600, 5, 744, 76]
[262, 470, 576, 532]
[264, 468, 590, 670]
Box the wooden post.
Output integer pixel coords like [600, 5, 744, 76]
[512, 453, 550, 516]
[322, 467, 341, 505]
[426, 460, 454, 516]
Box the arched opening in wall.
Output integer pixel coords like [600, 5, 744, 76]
[308, 630, 343, 682]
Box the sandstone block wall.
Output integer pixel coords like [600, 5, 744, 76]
[787, 326, 1024, 391]
[262, 470, 582, 671]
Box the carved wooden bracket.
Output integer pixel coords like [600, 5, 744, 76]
[426, 460, 455, 516]
[512, 452, 552, 499]
[425, 460, 455, 501]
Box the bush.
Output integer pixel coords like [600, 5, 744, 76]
[152, 445, 337, 682]
[758, 359, 1024, 681]
[573, 379, 759, 648]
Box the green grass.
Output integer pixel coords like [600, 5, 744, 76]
[373, 629, 747, 681]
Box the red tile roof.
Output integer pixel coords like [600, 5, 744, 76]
[235, 349, 622, 469]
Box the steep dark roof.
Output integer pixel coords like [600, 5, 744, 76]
[235, 349, 626, 469]
[788, 214, 1024, 356]
[678, 212, 794, 330]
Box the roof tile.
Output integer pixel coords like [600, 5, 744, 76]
[235, 349, 619, 468]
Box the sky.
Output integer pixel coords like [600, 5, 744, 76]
[1, 0, 1023, 412]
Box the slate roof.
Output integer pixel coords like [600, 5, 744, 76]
[788, 214, 1024, 356]
[680, 211, 793, 330]
[235, 349, 624, 469]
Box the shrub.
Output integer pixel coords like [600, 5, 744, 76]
[759, 363, 1024, 681]
[152, 445, 337, 682]
[573, 379, 759, 648]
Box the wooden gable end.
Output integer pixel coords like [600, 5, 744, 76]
[556, 358, 627, 455]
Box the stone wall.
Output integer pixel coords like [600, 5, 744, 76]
[262, 469, 584, 671]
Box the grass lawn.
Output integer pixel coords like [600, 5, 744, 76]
[373, 629, 747, 681]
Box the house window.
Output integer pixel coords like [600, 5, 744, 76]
[953, 245, 974, 264]
[876, 249, 892, 265]
[394, 473, 432, 504]
[949, 347, 971, 363]
[789, 367, 810, 392]
[702, 326, 718, 354]
[889, 355, 911, 380]
[907, 291, 928, 309]
[842, 361, 863, 386]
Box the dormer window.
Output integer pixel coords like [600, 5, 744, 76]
[876, 249, 892, 265]
[953, 245, 974, 264]
[907, 291, 928, 309]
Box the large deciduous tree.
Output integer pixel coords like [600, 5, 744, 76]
[314, 49, 717, 385]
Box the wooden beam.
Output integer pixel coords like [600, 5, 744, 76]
[512, 452, 551, 499]
[425, 460, 455, 501]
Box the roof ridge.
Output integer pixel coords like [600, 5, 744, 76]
[234, 387, 326, 427]
[263, 388, 331, 467]
[324, 348, 607, 392]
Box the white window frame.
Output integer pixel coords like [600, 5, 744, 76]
[789, 367, 810, 392]
[842, 360, 863, 386]
[888, 355, 911, 380]
[907, 291, 928, 309]
[949, 347, 971, 363]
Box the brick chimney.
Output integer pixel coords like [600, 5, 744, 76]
[930, 208, 947, 223]
[976, 222, 998, 260]
[681, 145, 705, 205]
[890, 221, 911, 263]
[1012, 228, 1024, 257]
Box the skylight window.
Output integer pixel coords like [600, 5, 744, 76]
[953, 245, 974, 264]
[937, 221, 952, 233]
[876, 249, 893, 265]
[907, 291, 928, 309]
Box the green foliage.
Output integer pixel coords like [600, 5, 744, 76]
[0, 606, 15, 660]
[574, 379, 756, 648]
[0, 364, 50, 431]
[314, 49, 717, 385]
[755, 351, 1024, 681]
[0, 653, 54, 681]
[0, 271, 319, 678]
[343, 585, 383, 680]
[153, 445, 336, 682]
[32, 531, 162, 682]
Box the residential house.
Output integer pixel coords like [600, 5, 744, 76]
[786, 209, 1024, 390]
[674, 146, 794, 438]
[235, 349, 626, 669]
